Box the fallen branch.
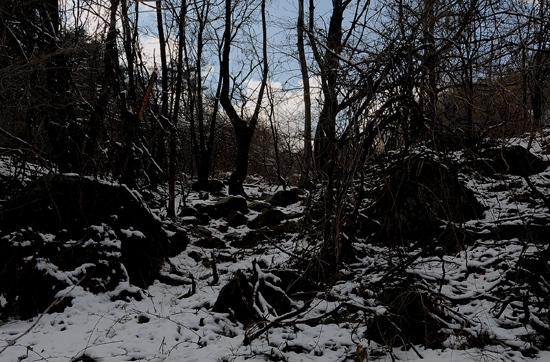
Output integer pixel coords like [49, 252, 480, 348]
[243, 300, 312, 346]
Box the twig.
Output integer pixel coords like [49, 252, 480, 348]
[179, 273, 196, 298]
[524, 175, 550, 210]
[0, 127, 51, 168]
[243, 300, 312, 346]
[262, 233, 309, 263]
[210, 252, 219, 285]
[0, 274, 87, 355]
[386, 319, 424, 359]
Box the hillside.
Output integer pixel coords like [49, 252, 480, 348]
[1, 131, 550, 362]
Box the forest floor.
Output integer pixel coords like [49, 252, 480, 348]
[2, 132, 550, 362]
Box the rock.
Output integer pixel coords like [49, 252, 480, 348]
[213, 263, 293, 326]
[224, 232, 240, 242]
[372, 157, 485, 246]
[248, 208, 287, 229]
[501, 145, 547, 176]
[227, 210, 248, 227]
[212, 271, 258, 325]
[196, 213, 211, 225]
[192, 179, 225, 193]
[230, 230, 266, 248]
[195, 237, 226, 249]
[480, 145, 547, 176]
[268, 188, 303, 207]
[260, 192, 273, 201]
[248, 200, 272, 212]
[215, 196, 248, 217]
[366, 289, 444, 348]
[188, 250, 203, 262]
[178, 206, 198, 217]
[195, 196, 248, 219]
[0, 175, 187, 318]
[189, 225, 213, 238]
[270, 221, 300, 235]
[195, 204, 217, 218]
[169, 229, 189, 248]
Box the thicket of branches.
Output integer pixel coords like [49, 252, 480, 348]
[1, 0, 549, 270]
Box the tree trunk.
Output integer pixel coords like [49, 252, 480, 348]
[42, 0, 79, 173]
[152, 0, 169, 185]
[311, 0, 345, 174]
[220, 0, 268, 196]
[229, 125, 255, 196]
[167, 0, 187, 217]
[298, 0, 313, 188]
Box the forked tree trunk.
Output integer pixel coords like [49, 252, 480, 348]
[310, 0, 345, 174]
[220, 0, 268, 196]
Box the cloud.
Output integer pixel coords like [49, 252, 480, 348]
[238, 77, 322, 150]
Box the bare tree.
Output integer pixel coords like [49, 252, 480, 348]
[220, 0, 268, 196]
[167, 0, 188, 217]
[183, 0, 224, 190]
[297, 0, 313, 188]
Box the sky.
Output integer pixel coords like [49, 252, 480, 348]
[135, 0, 332, 135]
[62, 0, 367, 140]
[137, 0, 334, 86]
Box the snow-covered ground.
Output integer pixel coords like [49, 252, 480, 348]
[1, 132, 550, 362]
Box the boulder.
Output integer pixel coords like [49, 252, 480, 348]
[227, 210, 248, 227]
[0, 175, 187, 319]
[195, 203, 217, 218]
[230, 230, 267, 248]
[268, 188, 303, 207]
[224, 232, 241, 242]
[248, 208, 287, 229]
[192, 179, 225, 193]
[366, 288, 445, 348]
[195, 196, 248, 219]
[215, 195, 248, 217]
[189, 225, 212, 238]
[248, 200, 272, 212]
[372, 157, 485, 246]
[270, 220, 300, 235]
[213, 264, 292, 326]
[196, 213, 211, 225]
[212, 271, 258, 325]
[195, 237, 226, 249]
[481, 145, 547, 176]
[500, 145, 547, 176]
[178, 206, 198, 217]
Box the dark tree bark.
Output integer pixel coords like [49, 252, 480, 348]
[311, 0, 349, 174]
[298, 0, 313, 188]
[151, 0, 170, 185]
[41, 0, 80, 173]
[184, 1, 223, 190]
[220, 0, 268, 196]
[167, 0, 187, 217]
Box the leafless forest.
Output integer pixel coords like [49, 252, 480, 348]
[1, 0, 550, 360]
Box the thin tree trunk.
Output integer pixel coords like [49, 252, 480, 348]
[167, 0, 187, 217]
[153, 0, 169, 185]
[298, 0, 312, 188]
